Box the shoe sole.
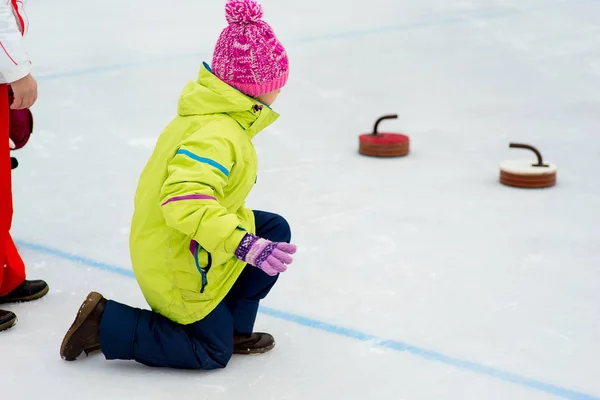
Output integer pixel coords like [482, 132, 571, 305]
[60, 292, 103, 361]
[0, 315, 17, 332]
[233, 341, 276, 355]
[0, 284, 50, 304]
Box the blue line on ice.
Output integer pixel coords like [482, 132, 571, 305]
[36, 0, 600, 82]
[14, 239, 599, 400]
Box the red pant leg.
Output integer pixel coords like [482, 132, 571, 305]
[0, 234, 26, 295]
[0, 84, 25, 295]
[0, 84, 11, 291]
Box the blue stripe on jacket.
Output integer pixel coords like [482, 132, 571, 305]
[177, 149, 230, 177]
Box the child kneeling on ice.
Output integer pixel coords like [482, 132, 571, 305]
[60, 0, 297, 369]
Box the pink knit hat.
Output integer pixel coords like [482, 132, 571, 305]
[212, 0, 289, 97]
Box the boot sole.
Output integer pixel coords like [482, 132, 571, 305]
[0, 315, 17, 332]
[60, 292, 103, 361]
[0, 284, 49, 304]
[233, 341, 275, 355]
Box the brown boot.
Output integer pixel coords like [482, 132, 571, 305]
[0, 309, 17, 332]
[233, 332, 275, 355]
[60, 292, 106, 361]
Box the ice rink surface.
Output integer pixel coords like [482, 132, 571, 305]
[2, 0, 600, 399]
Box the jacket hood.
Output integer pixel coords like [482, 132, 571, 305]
[177, 62, 280, 138]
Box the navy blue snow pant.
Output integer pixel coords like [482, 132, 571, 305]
[98, 210, 291, 369]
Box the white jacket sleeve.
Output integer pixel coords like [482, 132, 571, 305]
[0, 0, 30, 83]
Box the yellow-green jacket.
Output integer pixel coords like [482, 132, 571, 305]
[129, 62, 279, 324]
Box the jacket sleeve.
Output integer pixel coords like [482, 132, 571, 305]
[0, 1, 30, 83]
[159, 130, 247, 255]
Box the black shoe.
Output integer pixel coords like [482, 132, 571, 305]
[0, 309, 17, 332]
[0, 280, 49, 304]
[233, 332, 275, 355]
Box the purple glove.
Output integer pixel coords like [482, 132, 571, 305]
[235, 233, 297, 276]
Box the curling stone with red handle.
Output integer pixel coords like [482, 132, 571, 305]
[500, 143, 557, 188]
[359, 114, 410, 157]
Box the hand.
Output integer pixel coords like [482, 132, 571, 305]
[10, 74, 38, 110]
[235, 233, 297, 276]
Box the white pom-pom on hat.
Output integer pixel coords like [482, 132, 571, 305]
[225, 0, 264, 24]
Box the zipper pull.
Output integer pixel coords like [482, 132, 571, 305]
[200, 272, 208, 293]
